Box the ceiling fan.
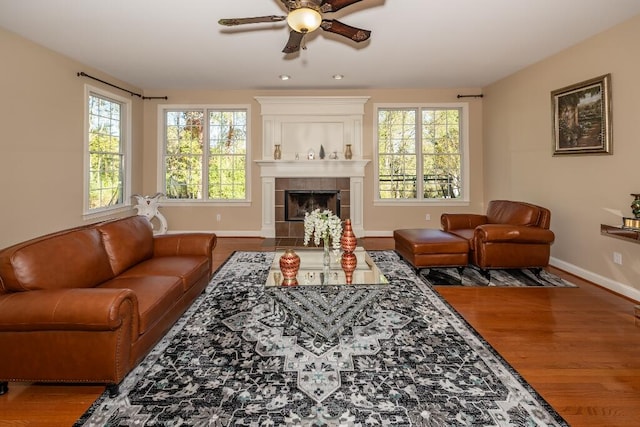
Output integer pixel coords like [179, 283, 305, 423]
[218, 0, 371, 54]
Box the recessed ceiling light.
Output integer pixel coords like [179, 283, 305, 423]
[333, 74, 344, 80]
[279, 75, 291, 81]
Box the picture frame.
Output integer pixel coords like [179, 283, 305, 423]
[552, 73, 612, 155]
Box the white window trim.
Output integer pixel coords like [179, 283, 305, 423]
[157, 104, 252, 206]
[373, 102, 470, 206]
[83, 84, 132, 219]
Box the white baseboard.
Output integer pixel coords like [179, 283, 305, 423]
[550, 256, 640, 303]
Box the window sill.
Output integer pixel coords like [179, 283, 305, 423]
[83, 205, 134, 221]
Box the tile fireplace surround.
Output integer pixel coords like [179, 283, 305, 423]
[276, 177, 349, 238]
[256, 96, 370, 238]
[256, 160, 369, 238]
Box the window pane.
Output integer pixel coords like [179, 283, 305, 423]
[422, 108, 461, 199]
[165, 154, 203, 199]
[163, 108, 248, 201]
[378, 109, 418, 199]
[88, 94, 124, 209]
[377, 106, 463, 201]
[164, 111, 204, 199]
[208, 110, 247, 200]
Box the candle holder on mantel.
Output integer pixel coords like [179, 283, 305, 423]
[623, 193, 640, 230]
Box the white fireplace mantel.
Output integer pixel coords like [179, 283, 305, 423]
[256, 160, 369, 178]
[255, 96, 370, 238]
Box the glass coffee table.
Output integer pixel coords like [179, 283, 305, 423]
[264, 247, 389, 340]
[265, 247, 389, 287]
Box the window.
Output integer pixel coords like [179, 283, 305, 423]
[162, 107, 249, 202]
[376, 104, 468, 203]
[85, 87, 130, 214]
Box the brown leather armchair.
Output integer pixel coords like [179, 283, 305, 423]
[441, 200, 555, 270]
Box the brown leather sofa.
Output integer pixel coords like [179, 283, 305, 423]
[0, 215, 216, 396]
[441, 200, 555, 270]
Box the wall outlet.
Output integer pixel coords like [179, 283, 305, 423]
[216, 214, 222, 222]
[613, 252, 622, 265]
[425, 213, 431, 221]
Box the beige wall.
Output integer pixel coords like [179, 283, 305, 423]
[0, 28, 144, 248]
[142, 89, 484, 235]
[483, 14, 640, 299]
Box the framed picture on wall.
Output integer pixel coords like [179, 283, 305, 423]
[552, 73, 612, 155]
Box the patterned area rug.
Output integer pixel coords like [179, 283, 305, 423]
[75, 250, 568, 426]
[419, 264, 577, 287]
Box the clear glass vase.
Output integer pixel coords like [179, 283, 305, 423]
[323, 241, 331, 268]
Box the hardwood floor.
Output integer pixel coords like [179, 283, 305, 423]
[1, 237, 639, 426]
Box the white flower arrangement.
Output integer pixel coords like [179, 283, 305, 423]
[303, 208, 343, 253]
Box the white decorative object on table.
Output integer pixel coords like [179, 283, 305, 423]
[132, 193, 168, 235]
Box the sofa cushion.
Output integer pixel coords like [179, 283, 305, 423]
[97, 216, 154, 276]
[486, 200, 541, 226]
[119, 256, 210, 292]
[99, 275, 183, 335]
[0, 228, 115, 292]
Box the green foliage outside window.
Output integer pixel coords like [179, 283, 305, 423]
[165, 111, 204, 199]
[164, 109, 247, 200]
[378, 107, 461, 200]
[88, 94, 124, 209]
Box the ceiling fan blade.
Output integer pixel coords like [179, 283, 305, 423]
[320, 0, 363, 12]
[320, 19, 371, 42]
[218, 16, 286, 26]
[282, 30, 305, 54]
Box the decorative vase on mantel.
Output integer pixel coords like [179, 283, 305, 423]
[344, 144, 353, 160]
[279, 249, 300, 286]
[273, 144, 281, 160]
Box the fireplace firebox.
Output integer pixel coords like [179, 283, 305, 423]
[284, 190, 340, 222]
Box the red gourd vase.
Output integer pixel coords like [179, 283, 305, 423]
[340, 219, 357, 253]
[341, 251, 357, 284]
[279, 249, 300, 286]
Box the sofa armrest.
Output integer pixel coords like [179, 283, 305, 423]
[153, 233, 217, 258]
[441, 213, 488, 231]
[474, 224, 555, 244]
[0, 288, 139, 335]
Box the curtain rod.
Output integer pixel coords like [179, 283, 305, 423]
[77, 72, 168, 100]
[457, 94, 484, 99]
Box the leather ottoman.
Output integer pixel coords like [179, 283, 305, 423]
[393, 228, 469, 271]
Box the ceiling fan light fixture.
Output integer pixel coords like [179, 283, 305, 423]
[286, 7, 322, 33]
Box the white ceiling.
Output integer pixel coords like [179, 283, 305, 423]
[1, 0, 639, 91]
